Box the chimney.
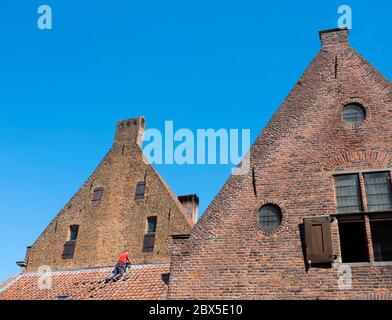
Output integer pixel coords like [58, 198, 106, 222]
[113, 116, 145, 149]
[178, 194, 199, 224]
[319, 28, 349, 50]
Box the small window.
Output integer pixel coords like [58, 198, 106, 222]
[364, 172, 392, 212]
[69, 225, 79, 241]
[338, 218, 369, 263]
[334, 174, 363, 213]
[147, 217, 157, 234]
[258, 204, 282, 232]
[142, 234, 155, 252]
[341, 103, 366, 124]
[54, 296, 69, 300]
[135, 182, 146, 200]
[62, 241, 76, 259]
[370, 219, 392, 262]
[92, 188, 104, 202]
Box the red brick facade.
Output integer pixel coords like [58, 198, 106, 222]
[24, 116, 194, 273]
[168, 29, 392, 300]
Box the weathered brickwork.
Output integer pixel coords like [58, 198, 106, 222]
[25, 116, 194, 272]
[168, 29, 392, 300]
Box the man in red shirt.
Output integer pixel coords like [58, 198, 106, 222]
[106, 250, 131, 282]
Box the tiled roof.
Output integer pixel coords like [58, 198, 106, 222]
[0, 263, 169, 300]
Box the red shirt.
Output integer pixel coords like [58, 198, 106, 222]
[118, 252, 129, 263]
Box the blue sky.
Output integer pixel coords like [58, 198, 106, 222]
[0, 0, 391, 283]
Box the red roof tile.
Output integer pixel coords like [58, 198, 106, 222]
[0, 264, 169, 300]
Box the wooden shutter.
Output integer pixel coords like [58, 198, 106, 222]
[62, 241, 76, 259]
[304, 216, 333, 264]
[142, 234, 155, 252]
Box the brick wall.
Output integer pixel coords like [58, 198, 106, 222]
[25, 116, 194, 272]
[168, 29, 392, 300]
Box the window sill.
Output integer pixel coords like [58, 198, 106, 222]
[334, 261, 392, 268]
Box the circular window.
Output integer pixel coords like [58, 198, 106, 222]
[342, 103, 366, 124]
[258, 204, 282, 232]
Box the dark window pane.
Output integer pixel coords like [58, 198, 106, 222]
[62, 241, 76, 259]
[259, 204, 282, 232]
[338, 219, 369, 263]
[370, 219, 392, 262]
[342, 103, 365, 124]
[92, 188, 103, 202]
[135, 182, 145, 200]
[142, 234, 155, 252]
[364, 172, 392, 212]
[147, 217, 157, 234]
[69, 225, 79, 241]
[334, 174, 363, 213]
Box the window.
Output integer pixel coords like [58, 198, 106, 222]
[334, 174, 363, 213]
[338, 218, 369, 263]
[142, 234, 155, 252]
[364, 172, 392, 212]
[54, 296, 69, 300]
[69, 225, 79, 241]
[332, 172, 392, 264]
[92, 188, 103, 202]
[135, 182, 146, 200]
[370, 218, 392, 262]
[258, 204, 282, 232]
[342, 103, 366, 124]
[147, 217, 157, 234]
[62, 241, 76, 259]
[143, 217, 157, 252]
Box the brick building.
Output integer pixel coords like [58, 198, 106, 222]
[0, 116, 196, 300]
[168, 29, 392, 300]
[1, 28, 392, 300]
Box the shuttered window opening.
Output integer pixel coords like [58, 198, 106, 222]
[135, 182, 146, 200]
[364, 172, 392, 212]
[338, 218, 369, 263]
[92, 187, 104, 202]
[370, 219, 392, 262]
[142, 234, 155, 252]
[334, 174, 363, 213]
[62, 241, 76, 259]
[304, 217, 334, 264]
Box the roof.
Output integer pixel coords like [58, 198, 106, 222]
[0, 263, 169, 300]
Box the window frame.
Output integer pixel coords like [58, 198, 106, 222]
[332, 170, 392, 264]
[135, 181, 146, 200]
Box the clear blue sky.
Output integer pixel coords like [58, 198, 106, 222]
[0, 0, 391, 283]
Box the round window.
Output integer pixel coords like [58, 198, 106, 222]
[342, 103, 366, 124]
[258, 204, 282, 232]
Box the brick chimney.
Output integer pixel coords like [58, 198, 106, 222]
[114, 116, 145, 149]
[178, 194, 199, 224]
[319, 28, 349, 50]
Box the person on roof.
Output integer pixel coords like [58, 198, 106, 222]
[105, 250, 131, 283]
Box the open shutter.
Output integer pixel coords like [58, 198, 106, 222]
[304, 216, 333, 264]
[62, 241, 76, 259]
[142, 234, 155, 252]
